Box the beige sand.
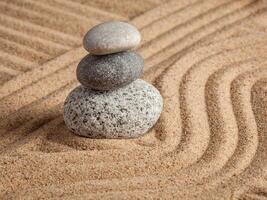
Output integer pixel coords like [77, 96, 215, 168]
[0, 0, 267, 199]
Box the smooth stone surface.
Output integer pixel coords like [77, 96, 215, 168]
[76, 51, 144, 90]
[83, 21, 141, 55]
[63, 79, 163, 138]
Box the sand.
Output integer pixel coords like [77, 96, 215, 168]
[0, 0, 267, 199]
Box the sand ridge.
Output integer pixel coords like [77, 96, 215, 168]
[0, 0, 267, 199]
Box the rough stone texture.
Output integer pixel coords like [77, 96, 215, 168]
[83, 21, 141, 55]
[63, 79, 163, 138]
[77, 51, 144, 90]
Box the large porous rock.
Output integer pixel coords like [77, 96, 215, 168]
[63, 79, 163, 138]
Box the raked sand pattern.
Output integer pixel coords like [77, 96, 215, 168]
[0, 0, 267, 199]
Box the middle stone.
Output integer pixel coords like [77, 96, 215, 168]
[77, 51, 144, 91]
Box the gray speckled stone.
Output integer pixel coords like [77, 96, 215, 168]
[77, 51, 144, 90]
[83, 21, 141, 55]
[63, 79, 163, 138]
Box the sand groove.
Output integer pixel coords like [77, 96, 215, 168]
[36, 0, 126, 21]
[0, 0, 267, 199]
[0, 0, 151, 83]
[0, 25, 69, 55]
[144, 0, 266, 70]
[0, 0, 96, 83]
[0, 0, 252, 158]
[1, 35, 266, 197]
[0, 14, 81, 46]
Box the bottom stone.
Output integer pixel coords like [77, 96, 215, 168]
[63, 79, 163, 138]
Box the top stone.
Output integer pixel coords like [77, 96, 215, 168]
[83, 21, 141, 55]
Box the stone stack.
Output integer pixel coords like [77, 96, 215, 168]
[63, 21, 163, 139]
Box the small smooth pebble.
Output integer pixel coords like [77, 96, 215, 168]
[63, 79, 163, 138]
[83, 21, 141, 55]
[77, 51, 144, 90]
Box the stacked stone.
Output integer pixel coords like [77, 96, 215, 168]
[63, 21, 163, 138]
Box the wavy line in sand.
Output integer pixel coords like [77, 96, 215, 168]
[2, 31, 267, 198]
[1, 1, 267, 199]
[0, 0, 197, 84]
[0, 0, 260, 109]
[0, 0, 264, 86]
[206, 68, 267, 184]
[0, 30, 262, 161]
[2, 12, 267, 153]
[2, 0, 266, 129]
[171, 58, 266, 186]
[0, 0, 237, 83]
[0, 0, 173, 86]
[0, 0, 260, 96]
[23, 37, 267, 200]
